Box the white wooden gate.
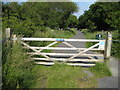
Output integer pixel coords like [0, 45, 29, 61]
[20, 38, 106, 66]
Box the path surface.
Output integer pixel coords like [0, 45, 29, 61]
[54, 31, 119, 88]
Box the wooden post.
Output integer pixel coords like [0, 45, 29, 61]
[5, 28, 12, 40]
[5, 28, 13, 46]
[104, 32, 112, 59]
[12, 35, 17, 44]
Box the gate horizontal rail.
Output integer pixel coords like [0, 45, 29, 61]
[25, 47, 104, 50]
[21, 38, 105, 42]
[32, 58, 103, 62]
[5, 28, 112, 66]
[19, 37, 106, 66]
[28, 52, 103, 57]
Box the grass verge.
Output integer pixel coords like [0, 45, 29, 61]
[89, 63, 112, 78]
[33, 64, 97, 88]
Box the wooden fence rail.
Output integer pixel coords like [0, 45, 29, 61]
[4, 28, 112, 66]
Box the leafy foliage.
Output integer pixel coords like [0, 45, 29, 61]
[78, 2, 120, 31]
[66, 15, 78, 28]
[2, 2, 78, 36]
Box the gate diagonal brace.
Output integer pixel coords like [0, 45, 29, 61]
[63, 41, 95, 60]
[38, 41, 58, 52]
[67, 43, 100, 61]
[63, 42, 82, 52]
[21, 41, 55, 61]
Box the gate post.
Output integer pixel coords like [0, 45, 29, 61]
[5, 28, 13, 46]
[104, 32, 112, 60]
[5, 28, 12, 41]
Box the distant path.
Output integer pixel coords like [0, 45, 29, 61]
[54, 30, 119, 88]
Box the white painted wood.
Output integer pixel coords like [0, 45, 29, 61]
[28, 52, 103, 56]
[63, 41, 81, 52]
[21, 41, 54, 61]
[68, 43, 100, 61]
[35, 62, 95, 66]
[35, 62, 55, 65]
[28, 47, 103, 50]
[21, 38, 105, 42]
[31, 58, 103, 62]
[66, 63, 95, 66]
[38, 41, 58, 52]
[63, 42, 76, 48]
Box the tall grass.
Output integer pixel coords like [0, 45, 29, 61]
[2, 41, 36, 88]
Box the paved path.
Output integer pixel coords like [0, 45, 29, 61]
[98, 57, 119, 88]
[54, 30, 119, 88]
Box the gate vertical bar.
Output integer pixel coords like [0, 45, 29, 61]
[104, 32, 112, 60]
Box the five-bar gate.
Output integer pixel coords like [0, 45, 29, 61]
[20, 37, 107, 66]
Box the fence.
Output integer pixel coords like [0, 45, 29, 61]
[4, 28, 113, 66]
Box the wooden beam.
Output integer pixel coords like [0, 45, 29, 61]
[31, 58, 103, 62]
[66, 63, 95, 66]
[63, 42, 76, 48]
[21, 41, 54, 61]
[35, 62, 95, 66]
[28, 52, 103, 57]
[68, 43, 100, 61]
[27, 47, 103, 51]
[38, 41, 58, 52]
[21, 38, 105, 42]
[35, 62, 55, 65]
[104, 32, 112, 59]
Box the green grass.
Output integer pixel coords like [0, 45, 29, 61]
[89, 63, 112, 78]
[81, 29, 112, 78]
[33, 64, 97, 88]
[2, 41, 36, 88]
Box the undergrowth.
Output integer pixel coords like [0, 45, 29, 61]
[89, 63, 112, 78]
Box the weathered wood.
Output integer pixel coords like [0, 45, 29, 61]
[66, 63, 95, 66]
[31, 58, 103, 62]
[28, 52, 103, 57]
[35, 62, 55, 65]
[35, 62, 95, 66]
[68, 43, 100, 61]
[12, 35, 17, 43]
[38, 41, 58, 52]
[5, 28, 12, 39]
[63, 42, 76, 48]
[21, 41, 54, 61]
[104, 32, 112, 59]
[26, 47, 103, 51]
[21, 38, 105, 42]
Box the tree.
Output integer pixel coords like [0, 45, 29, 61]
[66, 15, 78, 28]
[77, 2, 120, 31]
